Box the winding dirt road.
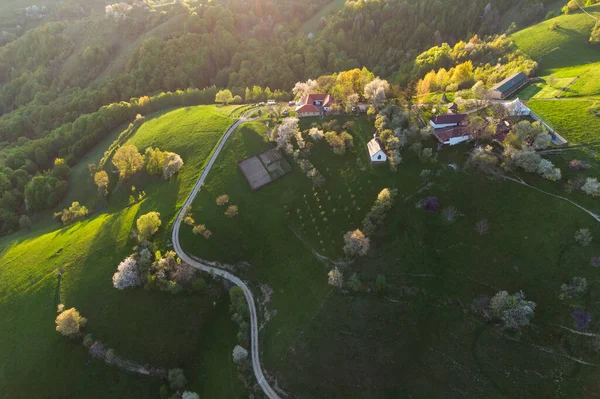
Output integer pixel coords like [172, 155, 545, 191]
[171, 111, 281, 399]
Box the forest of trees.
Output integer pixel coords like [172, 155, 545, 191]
[0, 0, 570, 235]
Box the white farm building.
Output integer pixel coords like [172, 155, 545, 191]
[367, 137, 387, 164]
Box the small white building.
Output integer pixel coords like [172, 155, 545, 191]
[367, 137, 387, 164]
[503, 98, 530, 117]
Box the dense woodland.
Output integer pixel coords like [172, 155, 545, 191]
[0, 0, 571, 234]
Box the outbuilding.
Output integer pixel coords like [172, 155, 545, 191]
[367, 137, 387, 164]
[488, 72, 528, 100]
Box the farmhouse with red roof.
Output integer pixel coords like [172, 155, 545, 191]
[296, 94, 334, 118]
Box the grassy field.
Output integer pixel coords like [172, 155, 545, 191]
[301, 0, 346, 34]
[527, 99, 600, 144]
[511, 6, 600, 99]
[180, 114, 600, 398]
[0, 105, 246, 399]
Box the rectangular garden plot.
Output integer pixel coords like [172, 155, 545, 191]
[238, 147, 292, 191]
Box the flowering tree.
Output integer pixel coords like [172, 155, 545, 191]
[328, 267, 343, 288]
[216, 194, 230, 206]
[163, 152, 184, 179]
[182, 392, 200, 399]
[292, 79, 319, 99]
[112, 256, 141, 289]
[275, 117, 299, 154]
[225, 205, 239, 217]
[168, 368, 187, 391]
[582, 178, 600, 196]
[343, 229, 370, 257]
[364, 78, 390, 108]
[56, 308, 87, 337]
[232, 345, 249, 363]
[560, 277, 587, 299]
[489, 290, 536, 330]
[308, 127, 324, 142]
[575, 228, 593, 246]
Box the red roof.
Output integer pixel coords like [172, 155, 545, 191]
[431, 113, 467, 125]
[434, 126, 470, 143]
[296, 94, 334, 114]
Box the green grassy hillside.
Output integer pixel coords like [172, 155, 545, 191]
[511, 6, 600, 72]
[0, 105, 245, 399]
[511, 7, 600, 146]
[180, 115, 600, 398]
[511, 5, 600, 99]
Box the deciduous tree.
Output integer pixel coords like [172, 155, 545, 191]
[215, 89, 234, 104]
[112, 256, 141, 289]
[168, 368, 187, 391]
[56, 307, 87, 338]
[232, 345, 248, 363]
[94, 171, 109, 196]
[328, 267, 343, 288]
[489, 291, 536, 330]
[113, 145, 144, 179]
[343, 229, 370, 257]
[136, 212, 161, 241]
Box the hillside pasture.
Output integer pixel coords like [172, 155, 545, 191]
[511, 6, 600, 99]
[180, 115, 600, 398]
[0, 105, 245, 399]
[527, 99, 600, 144]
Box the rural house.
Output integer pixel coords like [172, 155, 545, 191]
[295, 94, 334, 117]
[488, 72, 528, 99]
[429, 113, 467, 129]
[367, 135, 387, 164]
[433, 126, 471, 146]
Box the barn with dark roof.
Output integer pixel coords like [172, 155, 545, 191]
[488, 72, 528, 99]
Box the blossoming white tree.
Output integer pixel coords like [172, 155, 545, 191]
[308, 127, 324, 142]
[582, 178, 599, 196]
[275, 117, 299, 154]
[163, 152, 184, 179]
[364, 78, 390, 108]
[112, 256, 141, 289]
[292, 79, 319, 99]
[343, 229, 370, 257]
[232, 345, 249, 363]
[328, 267, 343, 289]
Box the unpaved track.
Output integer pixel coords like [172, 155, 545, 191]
[171, 110, 281, 399]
